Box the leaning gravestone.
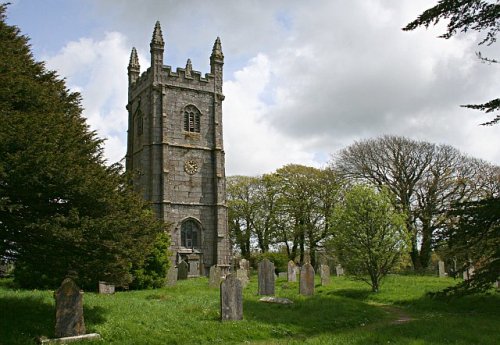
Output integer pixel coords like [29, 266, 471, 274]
[220, 274, 243, 321]
[300, 263, 315, 296]
[236, 269, 249, 288]
[438, 261, 446, 278]
[320, 264, 330, 286]
[178, 260, 188, 280]
[258, 259, 275, 295]
[166, 266, 178, 287]
[335, 264, 344, 276]
[54, 278, 86, 338]
[287, 260, 297, 282]
[209, 265, 222, 289]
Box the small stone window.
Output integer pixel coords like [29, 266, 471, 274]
[181, 219, 200, 249]
[183, 105, 201, 133]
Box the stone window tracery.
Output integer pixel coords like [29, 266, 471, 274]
[183, 105, 201, 133]
[181, 219, 200, 249]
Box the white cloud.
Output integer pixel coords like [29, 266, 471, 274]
[45, 32, 132, 164]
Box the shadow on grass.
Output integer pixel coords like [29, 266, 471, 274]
[0, 295, 107, 345]
[243, 293, 386, 342]
[327, 288, 372, 300]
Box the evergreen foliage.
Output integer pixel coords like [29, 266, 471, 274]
[0, 5, 168, 289]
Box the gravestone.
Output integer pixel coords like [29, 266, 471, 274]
[320, 264, 330, 286]
[239, 258, 250, 277]
[54, 278, 86, 338]
[166, 266, 178, 287]
[98, 281, 115, 294]
[209, 265, 222, 288]
[287, 261, 297, 282]
[335, 264, 344, 276]
[258, 259, 275, 295]
[463, 266, 475, 280]
[236, 269, 249, 288]
[299, 263, 315, 296]
[178, 260, 188, 280]
[220, 274, 243, 321]
[278, 272, 287, 279]
[438, 261, 446, 278]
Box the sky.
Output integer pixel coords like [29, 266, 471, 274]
[6, 0, 500, 176]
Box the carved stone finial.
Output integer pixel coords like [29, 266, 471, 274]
[151, 21, 164, 47]
[128, 47, 140, 69]
[185, 58, 192, 77]
[211, 37, 224, 62]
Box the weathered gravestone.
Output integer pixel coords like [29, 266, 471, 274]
[166, 266, 177, 287]
[320, 264, 330, 286]
[278, 272, 287, 279]
[209, 265, 223, 288]
[463, 266, 475, 280]
[54, 278, 86, 338]
[239, 258, 250, 277]
[299, 263, 315, 296]
[287, 260, 297, 282]
[438, 261, 446, 278]
[258, 259, 275, 295]
[335, 264, 344, 276]
[178, 260, 188, 280]
[98, 281, 115, 294]
[236, 269, 249, 288]
[220, 274, 243, 321]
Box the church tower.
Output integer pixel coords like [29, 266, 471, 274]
[125, 22, 230, 276]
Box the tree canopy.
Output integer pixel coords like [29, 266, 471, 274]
[404, 0, 500, 125]
[0, 4, 167, 289]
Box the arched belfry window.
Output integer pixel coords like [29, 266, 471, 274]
[183, 105, 201, 133]
[181, 219, 201, 249]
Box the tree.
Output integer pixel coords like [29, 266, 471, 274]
[330, 185, 409, 292]
[0, 5, 167, 289]
[333, 135, 492, 270]
[403, 0, 500, 125]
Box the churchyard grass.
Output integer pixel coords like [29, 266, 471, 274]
[0, 275, 498, 344]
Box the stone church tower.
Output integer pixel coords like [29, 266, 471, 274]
[125, 22, 230, 276]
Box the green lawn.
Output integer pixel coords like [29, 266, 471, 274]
[0, 275, 498, 344]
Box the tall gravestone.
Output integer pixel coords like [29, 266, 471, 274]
[335, 264, 344, 276]
[209, 265, 222, 288]
[54, 278, 86, 338]
[178, 260, 188, 280]
[236, 269, 249, 288]
[220, 274, 243, 321]
[320, 264, 330, 286]
[287, 260, 297, 282]
[258, 259, 275, 295]
[438, 261, 446, 278]
[240, 259, 250, 278]
[167, 266, 178, 287]
[299, 263, 315, 296]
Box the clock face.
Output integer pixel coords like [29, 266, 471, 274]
[184, 160, 199, 175]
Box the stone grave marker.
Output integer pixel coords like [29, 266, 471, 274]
[166, 266, 178, 286]
[320, 264, 330, 286]
[240, 258, 250, 277]
[54, 278, 86, 338]
[98, 281, 115, 294]
[258, 259, 275, 295]
[178, 260, 188, 280]
[220, 274, 243, 321]
[335, 264, 344, 276]
[209, 265, 222, 288]
[438, 261, 446, 278]
[463, 266, 475, 280]
[278, 272, 287, 279]
[299, 263, 315, 296]
[236, 269, 249, 288]
[287, 260, 297, 282]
